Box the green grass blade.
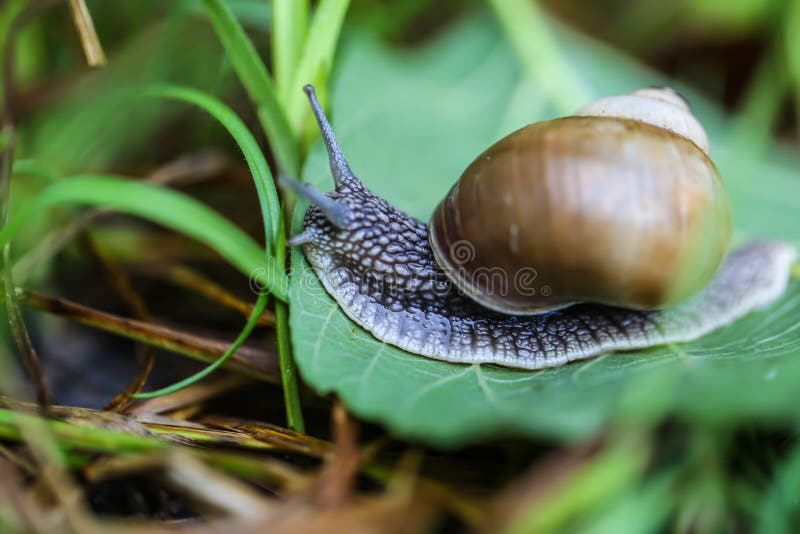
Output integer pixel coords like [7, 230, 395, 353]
[274, 215, 304, 433]
[505, 433, 650, 533]
[200, 0, 299, 175]
[0, 407, 168, 453]
[285, 0, 351, 135]
[133, 292, 270, 399]
[756, 441, 800, 534]
[123, 84, 281, 249]
[0, 0, 26, 112]
[273, 0, 309, 99]
[12, 159, 61, 182]
[0, 176, 289, 301]
[487, 0, 589, 113]
[0, 127, 12, 153]
[731, 43, 790, 157]
[188, 0, 271, 29]
[785, 0, 800, 136]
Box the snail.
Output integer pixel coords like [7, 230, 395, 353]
[283, 85, 795, 370]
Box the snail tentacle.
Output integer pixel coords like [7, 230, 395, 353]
[303, 85, 361, 192]
[281, 175, 353, 229]
[287, 227, 318, 247]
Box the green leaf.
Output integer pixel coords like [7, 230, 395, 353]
[0, 176, 288, 301]
[290, 15, 800, 447]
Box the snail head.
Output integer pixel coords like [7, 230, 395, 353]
[284, 86, 436, 292]
[283, 86, 396, 249]
[283, 84, 365, 245]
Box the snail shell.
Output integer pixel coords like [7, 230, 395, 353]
[284, 85, 794, 369]
[430, 88, 731, 314]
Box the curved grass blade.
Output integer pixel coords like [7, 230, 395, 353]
[200, 0, 298, 176]
[119, 85, 305, 428]
[121, 84, 281, 249]
[12, 159, 61, 182]
[0, 175, 288, 300]
[133, 292, 269, 399]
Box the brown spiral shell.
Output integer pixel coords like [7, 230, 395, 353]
[429, 114, 732, 314]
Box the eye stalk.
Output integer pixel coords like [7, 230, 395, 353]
[303, 85, 360, 191]
[279, 175, 353, 229]
[283, 85, 366, 241]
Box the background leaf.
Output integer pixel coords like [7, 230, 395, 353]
[290, 13, 800, 447]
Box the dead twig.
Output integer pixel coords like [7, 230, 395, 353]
[67, 0, 106, 67]
[16, 288, 280, 383]
[312, 401, 361, 507]
[196, 415, 331, 459]
[79, 232, 156, 412]
[128, 262, 276, 327]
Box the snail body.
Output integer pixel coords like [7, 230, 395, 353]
[285, 86, 794, 369]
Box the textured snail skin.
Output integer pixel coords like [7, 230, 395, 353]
[298, 183, 794, 369]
